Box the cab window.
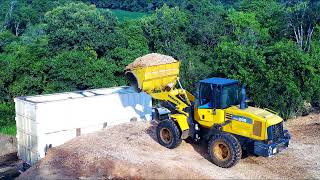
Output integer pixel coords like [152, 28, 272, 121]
[199, 83, 213, 108]
[220, 84, 240, 108]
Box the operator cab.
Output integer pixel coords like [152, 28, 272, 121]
[198, 77, 245, 110]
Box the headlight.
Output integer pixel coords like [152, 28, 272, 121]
[273, 147, 277, 154]
[268, 146, 273, 156]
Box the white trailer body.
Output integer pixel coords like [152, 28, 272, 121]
[14, 86, 152, 165]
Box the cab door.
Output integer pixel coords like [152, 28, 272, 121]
[194, 83, 224, 128]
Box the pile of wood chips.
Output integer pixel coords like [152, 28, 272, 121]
[125, 53, 177, 70]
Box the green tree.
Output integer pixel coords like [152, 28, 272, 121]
[19, 24, 47, 45]
[0, 53, 13, 102]
[310, 36, 320, 107]
[46, 50, 119, 92]
[283, 0, 320, 51]
[240, 0, 285, 41]
[184, 0, 225, 48]
[45, 2, 118, 56]
[141, 5, 189, 58]
[0, 103, 15, 130]
[0, 31, 17, 52]
[179, 46, 213, 93]
[258, 41, 317, 118]
[211, 41, 266, 97]
[1, 0, 38, 36]
[226, 10, 270, 47]
[105, 20, 150, 82]
[29, 0, 70, 20]
[3, 37, 49, 98]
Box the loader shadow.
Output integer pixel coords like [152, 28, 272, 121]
[188, 138, 253, 160]
[185, 139, 212, 162]
[145, 119, 159, 142]
[145, 120, 211, 162]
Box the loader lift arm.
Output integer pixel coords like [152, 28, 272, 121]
[149, 88, 195, 115]
[125, 62, 195, 116]
[125, 62, 195, 134]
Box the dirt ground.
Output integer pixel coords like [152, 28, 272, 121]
[12, 112, 320, 179]
[0, 135, 22, 179]
[0, 135, 17, 156]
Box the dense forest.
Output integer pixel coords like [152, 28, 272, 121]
[0, 0, 319, 134]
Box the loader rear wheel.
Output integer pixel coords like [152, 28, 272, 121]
[208, 133, 242, 168]
[156, 119, 182, 149]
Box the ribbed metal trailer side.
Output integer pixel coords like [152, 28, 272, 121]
[14, 86, 152, 165]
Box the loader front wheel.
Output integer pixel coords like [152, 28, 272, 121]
[156, 119, 182, 149]
[208, 133, 242, 168]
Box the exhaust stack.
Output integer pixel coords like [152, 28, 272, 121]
[240, 84, 247, 109]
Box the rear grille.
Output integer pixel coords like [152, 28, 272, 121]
[269, 122, 284, 142]
[253, 121, 262, 137]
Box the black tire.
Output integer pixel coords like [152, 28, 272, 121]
[208, 133, 242, 168]
[156, 119, 182, 149]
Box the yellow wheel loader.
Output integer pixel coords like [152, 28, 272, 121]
[125, 61, 290, 168]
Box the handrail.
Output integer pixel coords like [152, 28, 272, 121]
[264, 108, 279, 115]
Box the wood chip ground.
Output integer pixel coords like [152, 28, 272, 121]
[16, 112, 320, 179]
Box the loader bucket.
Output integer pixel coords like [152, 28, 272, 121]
[125, 62, 180, 92]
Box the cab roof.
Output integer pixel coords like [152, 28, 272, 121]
[200, 77, 239, 86]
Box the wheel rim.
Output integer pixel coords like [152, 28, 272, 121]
[160, 127, 172, 144]
[213, 141, 231, 161]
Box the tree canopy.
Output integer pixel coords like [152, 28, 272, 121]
[0, 0, 319, 130]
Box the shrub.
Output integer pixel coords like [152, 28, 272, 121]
[0, 103, 15, 127]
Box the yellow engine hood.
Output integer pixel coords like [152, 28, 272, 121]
[227, 106, 283, 126]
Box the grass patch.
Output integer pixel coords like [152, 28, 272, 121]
[110, 9, 149, 22]
[0, 123, 16, 136]
[0, 102, 16, 135]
